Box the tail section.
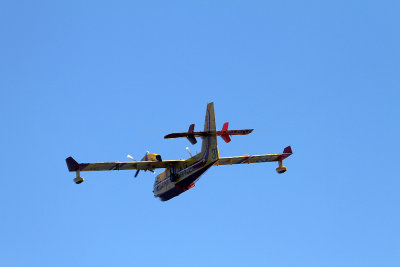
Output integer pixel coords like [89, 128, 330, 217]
[164, 106, 253, 144]
[199, 102, 219, 162]
[187, 124, 197, 145]
[203, 102, 216, 132]
[220, 122, 231, 143]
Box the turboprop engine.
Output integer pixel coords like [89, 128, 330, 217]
[127, 151, 162, 177]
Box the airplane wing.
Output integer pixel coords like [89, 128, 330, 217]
[216, 154, 281, 165]
[215, 146, 292, 166]
[66, 157, 185, 172]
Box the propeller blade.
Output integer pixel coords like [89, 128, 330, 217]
[186, 147, 193, 157]
[127, 154, 136, 161]
[144, 151, 150, 161]
[134, 169, 140, 178]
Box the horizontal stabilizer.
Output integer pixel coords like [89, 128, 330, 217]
[219, 129, 253, 135]
[165, 120, 253, 145]
[165, 129, 253, 140]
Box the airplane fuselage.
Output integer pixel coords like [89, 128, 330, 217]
[153, 162, 216, 201]
[153, 133, 219, 201]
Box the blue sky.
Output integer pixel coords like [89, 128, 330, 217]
[0, 1, 399, 266]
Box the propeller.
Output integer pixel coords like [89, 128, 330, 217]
[127, 151, 154, 178]
[127, 154, 140, 178]
[143, 151, 155, 174]
[127, 154, 136, 161]
[134, 169, 140, 178]
[186, 147, 193, 157]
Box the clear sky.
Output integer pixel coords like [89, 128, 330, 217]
[0, 1, 399, 266]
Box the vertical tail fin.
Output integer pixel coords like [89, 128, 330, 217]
[200, 102, 219, 162]
[203, 102, 216, 132]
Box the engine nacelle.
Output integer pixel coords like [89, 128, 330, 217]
[142, 154, 162, 162]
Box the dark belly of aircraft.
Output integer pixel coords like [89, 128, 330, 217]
[156, 164, 214, 201]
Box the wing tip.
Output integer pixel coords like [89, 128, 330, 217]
[283, 146, 292, 155]
[66, 156, 79, 171]
[280, 146, 293, 160]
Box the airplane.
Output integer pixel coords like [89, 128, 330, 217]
[65, 102, 293, 201]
